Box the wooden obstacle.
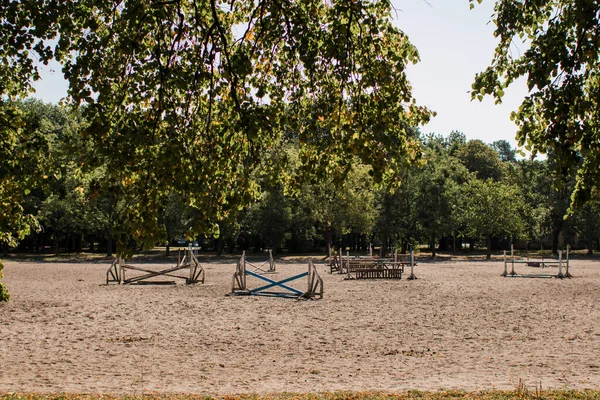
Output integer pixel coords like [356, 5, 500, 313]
[106, 245, 205, 285]
[502, 244, 572, 279]
[328, 250, 342, 273]
[342, 249, 417, 280]
[231, 252, 323, 299]
[245, 249, 276, 274]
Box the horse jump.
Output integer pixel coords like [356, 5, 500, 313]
[231, 252, 323, 299]
[106, 245, 205, 285]
[502, 244, 572, 279]
[332, 248, 416, 280]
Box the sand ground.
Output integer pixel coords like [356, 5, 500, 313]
[1, 255, 599, 395]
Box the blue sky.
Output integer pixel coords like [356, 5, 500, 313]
[31, 0, 528, 149]
[395, 0, 528, 148]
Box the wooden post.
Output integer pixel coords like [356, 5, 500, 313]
[346, 251, 350, 280]
[566, 244, 572, 278]
[510, 244, 516, 276]
[557, 250, 565, 278]
[407, 247, 417, 280]
[118, 256, 124, 284]
[188, 246, 194, 282]
[268, 249, 276, 273]
[541, 242, 545, 267]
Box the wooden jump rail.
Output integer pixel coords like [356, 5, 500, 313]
[231, 252, 323, 299]
[342, 249, 417, 280]
[502, 244, 572, 279]
[245, 249, 276, 274]
[106, 245, 205, 285]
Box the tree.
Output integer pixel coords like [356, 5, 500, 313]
[1, 0, 433, 257]
[415, 147, 469, 258]
[455, 139, 506, 181]
[455, 178, 526, 259]
[492, 140, 516, 162]
[160, 192, 192, 257]
[471, 0, 600, 209]
[0, 100, 53, 301]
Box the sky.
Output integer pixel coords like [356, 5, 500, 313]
[31, 0, 529, 149]
[394, 0, 528, 148]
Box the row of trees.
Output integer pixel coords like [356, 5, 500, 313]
[9, 100, 600, 261]
[3, 0, 600, 301]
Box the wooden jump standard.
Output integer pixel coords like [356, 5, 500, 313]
[502, 244, 572, 279]
[106, 245, 205, 285]
[231, 252, 323, 299]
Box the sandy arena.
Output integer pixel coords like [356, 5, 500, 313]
[1, 255, 599, 395]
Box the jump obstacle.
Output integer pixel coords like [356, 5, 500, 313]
[245, 249, 276, 274]
[502, 244, 572, 279]
[329, 248, 417, 280]
[230, 251, 323, 299]
[106, 245, 205, 285]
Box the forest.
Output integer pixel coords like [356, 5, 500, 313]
[8, 99, 599, 259]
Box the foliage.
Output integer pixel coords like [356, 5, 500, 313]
[455, 139, 506, 181]
[455, 178, 526, 258]
[57, 0, 431, 255]
[0, 102, 49, 247]
[470, 0, 600, 208]
[492, 140, 516, 162]
[0, 99, 55, 301]
[416, 147, 469, 256]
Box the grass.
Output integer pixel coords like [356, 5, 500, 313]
[3, 390, 600, 400]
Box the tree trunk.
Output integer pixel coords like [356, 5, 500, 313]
[106, 230, 113, 257]
[486, 235, 492, 260]
[75, 236, 82, 252]
[54, 236, 60, 255]
[216, 237, 224, 256]
[166, 236, 171, 257]
[551, 227, 561, 256]
[430, 234, 436, 259]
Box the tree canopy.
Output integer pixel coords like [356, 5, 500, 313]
[471, 0, 600, 208]
[0, 0, 433, 256]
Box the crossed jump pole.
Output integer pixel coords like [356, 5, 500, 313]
[231, 252, 323, 299]
[106, 244, 205, 285]
[245, 249, 276, 274]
